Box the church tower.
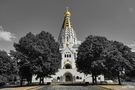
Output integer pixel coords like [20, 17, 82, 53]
[53, 8, 84, 82]
[58, 8, 80, 70]
[58, 8, 78, 48]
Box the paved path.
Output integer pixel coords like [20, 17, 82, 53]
[37, 85, 105, 90]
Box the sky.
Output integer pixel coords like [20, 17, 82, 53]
[0, 0, 135, 52]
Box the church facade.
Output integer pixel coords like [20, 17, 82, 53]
[51, 9, 104, 83]
[32, 8, 104, 83]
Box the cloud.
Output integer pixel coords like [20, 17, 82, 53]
[127, 43, 135, 52]
[129, 8, 134, 13]
[128, 43, 135, 47]
[131, 49, 135, 52]
[0, 26, 16, 41]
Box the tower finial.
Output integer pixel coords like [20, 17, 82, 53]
[64, 7, 71, 17]
[66, 7, 69, 11]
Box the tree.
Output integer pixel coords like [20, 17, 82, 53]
[76, 35, 110, 84]
[0, 50, 17, 85]
[13, 31, 61, 85]
[125, 52, 135, 79]
[10, 50, 32, 86]
[76, 35, 135, 85]
[103, 41, 135, 85]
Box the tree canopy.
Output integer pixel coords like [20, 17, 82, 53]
[11, 31, 61, 85]
[0, 50, 17, 84]
[76, 35, 135, 85]
[76, 35, 110, 84]
[101, 41, 134, 84]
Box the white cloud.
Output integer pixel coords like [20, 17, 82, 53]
[131, 49, 135, 52]
[127, 43, 135, 52]
[0, 26, 16, 41]
[128, 43, 135, 47]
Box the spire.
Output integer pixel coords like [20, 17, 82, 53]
[58, 8, 77, 48]
[63, 7, 72, 28]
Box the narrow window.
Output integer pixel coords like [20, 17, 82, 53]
[67, 37, 69, 42]
[69, 54, 71, 57]
[76, 76, 79, 79]
[57, 77, 60, 80]
[98, 77, 101, 80]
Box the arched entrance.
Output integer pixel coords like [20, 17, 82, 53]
[64, 72, 73, 82]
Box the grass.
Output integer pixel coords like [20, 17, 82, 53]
[0, 83, 128, 90]
[98, 84, 126, 90]
[0, 84, 46, 90]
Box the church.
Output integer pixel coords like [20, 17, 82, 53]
[32, 8, 104, 83]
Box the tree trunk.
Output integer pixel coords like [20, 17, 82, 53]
[20, 77, 23, 86]
[118, 72, 121, 85]
[94, 75, 97, 84]
[39, 77, 41, 85]
[92, 74, 95, 84]
[42, 77, 44, 84]
[41, 77, 44, 84]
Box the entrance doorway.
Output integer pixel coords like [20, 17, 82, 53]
[64, 72, 73, 82]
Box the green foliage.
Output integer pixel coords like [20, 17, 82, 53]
[76, 35, 135, 85]
[12, 31, 61, 84]
[10, 50, 32, 85]
[0, 50, 17, 84]
[102, 41, 134, 84]
[102, 41, 133, 76]
[76, 35, 110, 84]
[122, 52, 135, 78]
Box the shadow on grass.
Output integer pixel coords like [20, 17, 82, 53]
[55, 82, 124, 86]
[0, 83, 50, 89]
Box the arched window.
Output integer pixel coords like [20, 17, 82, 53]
[65, 54, 66, 57]
[64, 64, 72, 69]
[76, 76, 79, 79]
[69, 54, 71, 57]
[57, 77, 60, 80]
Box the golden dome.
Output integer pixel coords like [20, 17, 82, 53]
[64, 60, 72, 64]
[64, 8, 71, 17]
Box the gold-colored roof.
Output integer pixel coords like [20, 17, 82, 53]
[64, 8, 71, 17]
